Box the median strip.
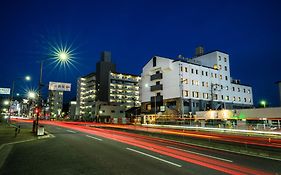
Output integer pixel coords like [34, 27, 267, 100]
[126, 147, 182, 168]
[167, 146, 233, 162]
[85, 135, 103, 141]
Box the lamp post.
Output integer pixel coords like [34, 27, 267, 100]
[35, 51, 70, 132]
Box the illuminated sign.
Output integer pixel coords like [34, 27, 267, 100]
[48, 82, 71, 92]
[0, 88, 11, 95]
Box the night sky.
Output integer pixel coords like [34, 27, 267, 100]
[0, 0, 280, 106]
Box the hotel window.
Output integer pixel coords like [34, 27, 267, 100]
[226, 96, 230, 100]
[185, 67, 188, 72]
[247, 89, 250, 94]
[184, 90, 189, 97]
[196, 69, 198, 74]
[219, 65, 222, 69]
[214, 74, 217, 78]
[202, 71, 204, 76]
[193, 91, 199, 98]
[225, 66, 228, 71]
[249, 98, 252, 103]
[225, 76, 228, 81]
[205, 72, 208, 76]
[221, 85, 223, 89]
[224, 57, 227, 62]
[203, 93, 208, 99]
[218, 56, 221, 61]
[238, 97, 241, 102]
[156, 81, 160, 85]
[238, 88, 240, 92]
[191, 69, 194, 74]
[202, 81, 205, 87]
[232, 87, 235, 91]
[211, 73, 214, 78]
[221, 95, 224, 100]
[225, 86, 228, 90]
[219, 74, 222, 79]
[192, 80, 194, 85]
[244, 89, 246, 93]
[180, 66, 183, 72]
[233, 97, 236, 101]
[206, 82, 209, 87]
[153, 57, 156, 67]
[214, 94, 218, 100]
[244, 98, 247, 102]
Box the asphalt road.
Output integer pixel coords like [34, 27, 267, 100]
[0, 122, 280, 175]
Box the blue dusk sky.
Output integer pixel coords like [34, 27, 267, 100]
[0, 0, 280, 106]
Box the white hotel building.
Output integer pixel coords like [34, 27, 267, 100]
[141, 48, 253, 115]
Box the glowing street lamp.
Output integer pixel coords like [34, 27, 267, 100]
[260, 100, 267, 108]
[28, 91, 36, 99]
[58, 51, 69, 62]
[3, 100, 9, 106]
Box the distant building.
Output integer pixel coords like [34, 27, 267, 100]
[68, 101, 77, 120]
[141, 48, 253, 115]
[48, 90, 63, 118]
[76, 51, 141, 119]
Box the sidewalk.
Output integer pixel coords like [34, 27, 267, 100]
[0, 122, 36, 146]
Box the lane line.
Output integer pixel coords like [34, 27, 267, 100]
[126, 147, 182, 168]
[85, 135, 103, 141]
[66, 130, 76, 133]
[167, 146, 233, 163]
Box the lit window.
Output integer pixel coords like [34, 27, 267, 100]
[213, 64, 218, 69]
[219, 75, 222, 79]
[226, 96, 229, 100]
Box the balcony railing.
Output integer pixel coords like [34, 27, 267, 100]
[150, 73, 163, 81]
[150, 84, 163, 91]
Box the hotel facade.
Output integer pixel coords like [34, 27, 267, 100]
[141, 48, 253, 115]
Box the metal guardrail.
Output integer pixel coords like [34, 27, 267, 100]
[143, 124, 281, 136]
[10, 124, 21, 137]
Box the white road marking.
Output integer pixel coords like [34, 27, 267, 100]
[126, 147, 182, 167]
[66, 130, 76, 133]
[167, 146, 233, 162]
[85, 135, 103, 141]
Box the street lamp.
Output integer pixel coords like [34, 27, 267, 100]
[260, 100, 267, 108]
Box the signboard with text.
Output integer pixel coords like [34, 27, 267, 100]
[0, 88, 11, 95]
[48, 82, 71, 92]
